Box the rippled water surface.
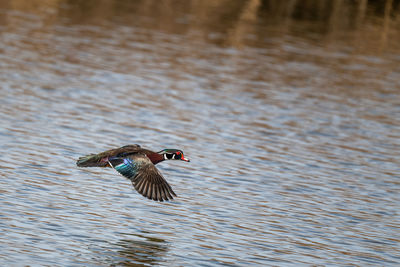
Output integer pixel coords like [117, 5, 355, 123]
[1, 0, 400, 266]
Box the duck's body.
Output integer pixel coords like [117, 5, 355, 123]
[76, 144, 189, 202]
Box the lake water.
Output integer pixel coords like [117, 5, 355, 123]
[1, 0, 400, 266]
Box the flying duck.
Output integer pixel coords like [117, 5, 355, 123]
[76, 144, 190, 202]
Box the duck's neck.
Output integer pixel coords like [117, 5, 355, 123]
[146, 152, 165, 165]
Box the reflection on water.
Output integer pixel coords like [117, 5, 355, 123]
[97, 233, 168, 267]
[0, 0, 400, 266]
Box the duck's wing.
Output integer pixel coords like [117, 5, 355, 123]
[76, 144, 142, 168]
[109, 154, 176, 202]
[102, 144, 142, 158]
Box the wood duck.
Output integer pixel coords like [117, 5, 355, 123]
[76, 144, 190, 202]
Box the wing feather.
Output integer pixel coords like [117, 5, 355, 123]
[109, 154, 176, 201]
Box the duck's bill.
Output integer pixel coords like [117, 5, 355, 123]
[181, 157, 190, 162]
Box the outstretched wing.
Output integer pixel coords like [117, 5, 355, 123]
[77, 144, 142, 168]
[109, 155, 176, 202]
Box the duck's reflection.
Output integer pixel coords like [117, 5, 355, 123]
[108, 232, 169, 267]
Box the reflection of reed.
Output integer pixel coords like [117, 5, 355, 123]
[227, 0, 261, 48]
[1, 0, 399, 52]
[355, 0, 367, 30]
[380, 0, 393, 52]
[107, 233, 168, 267]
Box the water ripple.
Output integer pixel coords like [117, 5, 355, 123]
[1, 1, 400, 266]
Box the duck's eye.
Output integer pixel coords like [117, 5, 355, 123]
[175, 153, 181, 159]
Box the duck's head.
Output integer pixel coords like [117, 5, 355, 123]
[158, 149, 190, 162]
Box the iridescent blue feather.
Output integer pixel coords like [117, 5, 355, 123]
[113, 158, 139, 179]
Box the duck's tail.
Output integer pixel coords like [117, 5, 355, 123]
[76, 154, 108, 167]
